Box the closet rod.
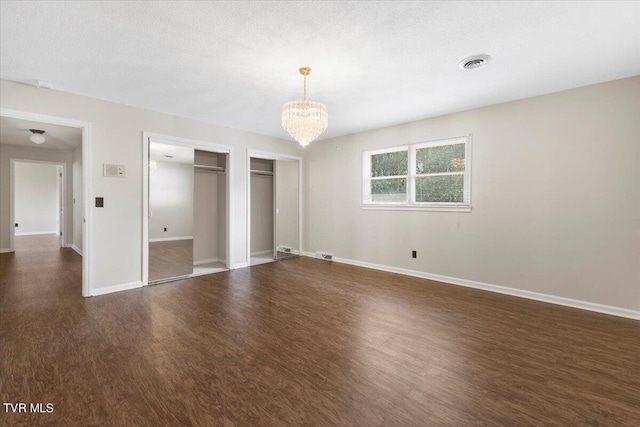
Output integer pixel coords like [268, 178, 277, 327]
[194, 164, 225, 172]
[250, 169, 273, 176]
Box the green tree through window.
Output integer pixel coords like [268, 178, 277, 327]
[364, 137, 470, 208]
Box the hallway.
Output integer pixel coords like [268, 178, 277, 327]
[1, 234, 82, 304]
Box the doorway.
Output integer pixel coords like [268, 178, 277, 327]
[142, 133, 233, 285]
[0, 110, 90, 296]
[247, 151, 301, 266]
[12, 160, 64, 250]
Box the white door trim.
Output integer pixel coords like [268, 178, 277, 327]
[1, 108, 93, 297]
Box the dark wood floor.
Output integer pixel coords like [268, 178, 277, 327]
[1, 236, 639, 426]
[149, 239, 194, 282]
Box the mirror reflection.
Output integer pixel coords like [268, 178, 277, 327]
[148, 143, 195, 282]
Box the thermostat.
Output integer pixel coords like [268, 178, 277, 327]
[103, 163, 125, 178]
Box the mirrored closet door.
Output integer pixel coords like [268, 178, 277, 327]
[274, 159, 299, 259]
[148, 143, 195, 282]
[148, 141, 228, 284]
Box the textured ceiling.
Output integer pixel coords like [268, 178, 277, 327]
[0, 117, 82, 150]
[1, 1, 639, 142]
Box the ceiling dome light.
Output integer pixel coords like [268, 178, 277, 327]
[459, 54, 491, 70]
[281, 67, 328, 147]
[29, 129, 46, 144]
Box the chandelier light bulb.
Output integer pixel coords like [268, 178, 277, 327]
[281, 67, 328, 147]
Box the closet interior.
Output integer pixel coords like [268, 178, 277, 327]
[249, 156, 300, 266]
[148, 141, 228, 284]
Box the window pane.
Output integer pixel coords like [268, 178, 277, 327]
[371, 150, 408, 177]
[416, 143, 465, 174]
[416, 175, 464, 203]
[371, 178, 406, 202]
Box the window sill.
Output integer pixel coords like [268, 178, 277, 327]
[361, 204, 472, 212]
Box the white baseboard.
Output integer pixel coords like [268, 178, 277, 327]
[194, 258, 218, 266]
[91, 281, 143, 296]
[251, 249, 273, 257]
[70, 244, 83, 256]
[301, 252, 640, 320]
[15, 231, 58, 236]
[0, 248, 13, 253]
[149, 236, 193, 243]
[232, 262, 249, 269]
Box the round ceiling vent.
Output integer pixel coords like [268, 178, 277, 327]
[459, 54, 491, 70]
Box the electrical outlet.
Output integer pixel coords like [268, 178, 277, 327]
[412, 250, 417, 259]
[14, 223, 18, 228]
[95, 197, 104, 208]
[164, 227, 167, 232]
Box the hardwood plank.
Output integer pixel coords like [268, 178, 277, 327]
[1, 235, 639, 426]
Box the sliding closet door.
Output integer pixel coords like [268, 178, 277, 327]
[148, 142, 195, 282]
[274, 159, 299, 259]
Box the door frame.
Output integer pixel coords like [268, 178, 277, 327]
[246, 149, 302, 266]
[10, 159, 66, 247]
[142, 132, 234, 286]
[1, 108, 93, 297]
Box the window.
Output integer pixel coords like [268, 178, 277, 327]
[363, 136, 471, 211]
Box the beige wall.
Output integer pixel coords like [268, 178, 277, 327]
[194, 168, 219, 263]
[303, 76, 640, 312]
[0, 78, 301, 291]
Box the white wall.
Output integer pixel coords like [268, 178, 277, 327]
[0, 144, 74, 250]
[149, 161, 194, 240]
[14, 162, 59, 235]
[72, 145, 83, 252]
[1, 78, 301, 291]
[304, 76, 640, 312]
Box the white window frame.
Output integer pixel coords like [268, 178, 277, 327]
[363, 135, 472, 212]
[362, 145, 409, 205]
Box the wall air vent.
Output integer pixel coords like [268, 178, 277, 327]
[316, 251, 333, 261]
[36, 80, 54, 89]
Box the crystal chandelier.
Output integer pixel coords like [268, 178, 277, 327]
[281, 67, 328, 147]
